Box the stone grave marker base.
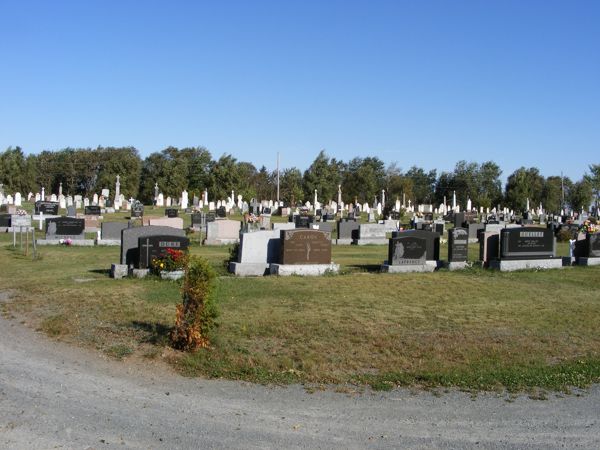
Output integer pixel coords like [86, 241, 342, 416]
[576, 257, 600, 266]
[111, 264, 128, 279]
[229, 262, 270, 277]
[352, 238, 388, 245]
[381, 261, 437, 273]
[444, 261, 469, 271]
[489, 259, 563, 272]
[270, 263, 340, 276]
[36, 239, 95, 246]
[96, 239, 121, 246]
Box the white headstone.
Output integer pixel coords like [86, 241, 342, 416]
[14, 192, 22, 206]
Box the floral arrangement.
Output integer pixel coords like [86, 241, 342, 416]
[16, 209, 27, 216]
[151, 248, 189, 272]
[245, 213, 258, 223]
[59, 238, 73, 246]
[579, 220, 599, 235]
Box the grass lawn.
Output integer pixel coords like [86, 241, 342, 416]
[1, 228, 599, 393]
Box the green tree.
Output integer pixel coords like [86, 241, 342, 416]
[0, 147, 30, 192]
[95, 147, 142, 198]
[280, 167, 304, 205]
[342, 157, 385, 204]
[405, 166, 437, 204]
[208, 154, 241, 200]
[505, 167, 545, 211]
[541, 176, 566, 214]
[303, 150, 343, 203]
[568, 179, 592, 213]
[584, 164, 600, 216]
[385, 163, 414, 206]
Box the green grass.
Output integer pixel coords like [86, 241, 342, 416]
[0, 226, 598, 393]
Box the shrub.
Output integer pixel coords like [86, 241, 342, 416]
[556, 227, 573, 242]
[224, 242, 240, 270]
[151, 248, 189, 273]
[171, 257, 218, 351]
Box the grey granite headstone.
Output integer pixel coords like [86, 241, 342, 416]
[120, 225, 186, 266]
[101, 222, 129, 240]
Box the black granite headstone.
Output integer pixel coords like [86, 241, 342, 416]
[35, 201, 59, 215]
[500, 227, 555, 260]
[165, 208, 179, 218]
[85, 205, 101, 216]
[448, 227, 468, 262]
[45, 217, 85, 238]
[391, 230, 439, 260]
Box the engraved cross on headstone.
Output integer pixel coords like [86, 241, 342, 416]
[141, 238, 154, 268]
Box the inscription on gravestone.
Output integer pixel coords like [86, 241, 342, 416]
[165, 208, 178, 218]
[85, 205, 101, 216]
[280, 229, 332, 265]
[138, 235, 190, 269]
[35, 201, 59, 215]
[448, 227, 468, 262]
[388, 236, 427, 265]
[46, 217, 85, 238]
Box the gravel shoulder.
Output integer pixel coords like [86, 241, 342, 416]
[1, 292, 599, 449]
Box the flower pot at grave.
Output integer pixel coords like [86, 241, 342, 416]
[160, 270, 185, 280]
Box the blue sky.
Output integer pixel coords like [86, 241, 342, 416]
[1, 0, 598, 181]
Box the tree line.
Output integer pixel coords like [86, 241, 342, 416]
[0, 146, 598, 214]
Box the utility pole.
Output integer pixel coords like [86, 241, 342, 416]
[561, 171, 565, 213]
[276, 152, 280, 203]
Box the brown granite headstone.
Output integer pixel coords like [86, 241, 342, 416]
[280, 229, 332, 265]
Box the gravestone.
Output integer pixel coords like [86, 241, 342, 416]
[165, 208, 178, 218]
[448, 227, 469, 263]
[295, 215, 312, 229]
[391, 230, 440, 260]
[138, 235, 189, 269]
[191, 212, 205, 229]
[279, 229, 332, 265]
[574, 232, 600, 260]
[204, 219, 241, 245]
[0, 214, 10, 228]
[479, 231, 500, 265]
[84, 205, 101, 216]
[337, 218, 360, 243]
[66, 205, 76, 217]
[131, 201, 144, 218]
[101, 222, 129, 240]
[453, 211, 465, 228]
[354, 223, 395, 245]
[217, 206, 227, 218]
[11, 214, 32, 228]
[500, 227, 555, 260]
[45, 217, 85, 239]
[120, 225, 186, 266]
[229, 229, 281, 276]
[148, 217, 184, 229]
[206, 212, 216, 223]
[388, 236, 427, 265]
[35, 201, 59, 215]
[490, 227, 561, 271]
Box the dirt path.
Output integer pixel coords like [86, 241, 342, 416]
[1, 294, 599, 449]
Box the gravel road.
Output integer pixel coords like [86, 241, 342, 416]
[1, 295, 599, 449]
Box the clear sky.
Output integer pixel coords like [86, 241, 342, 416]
[1, 0, 598, 181]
